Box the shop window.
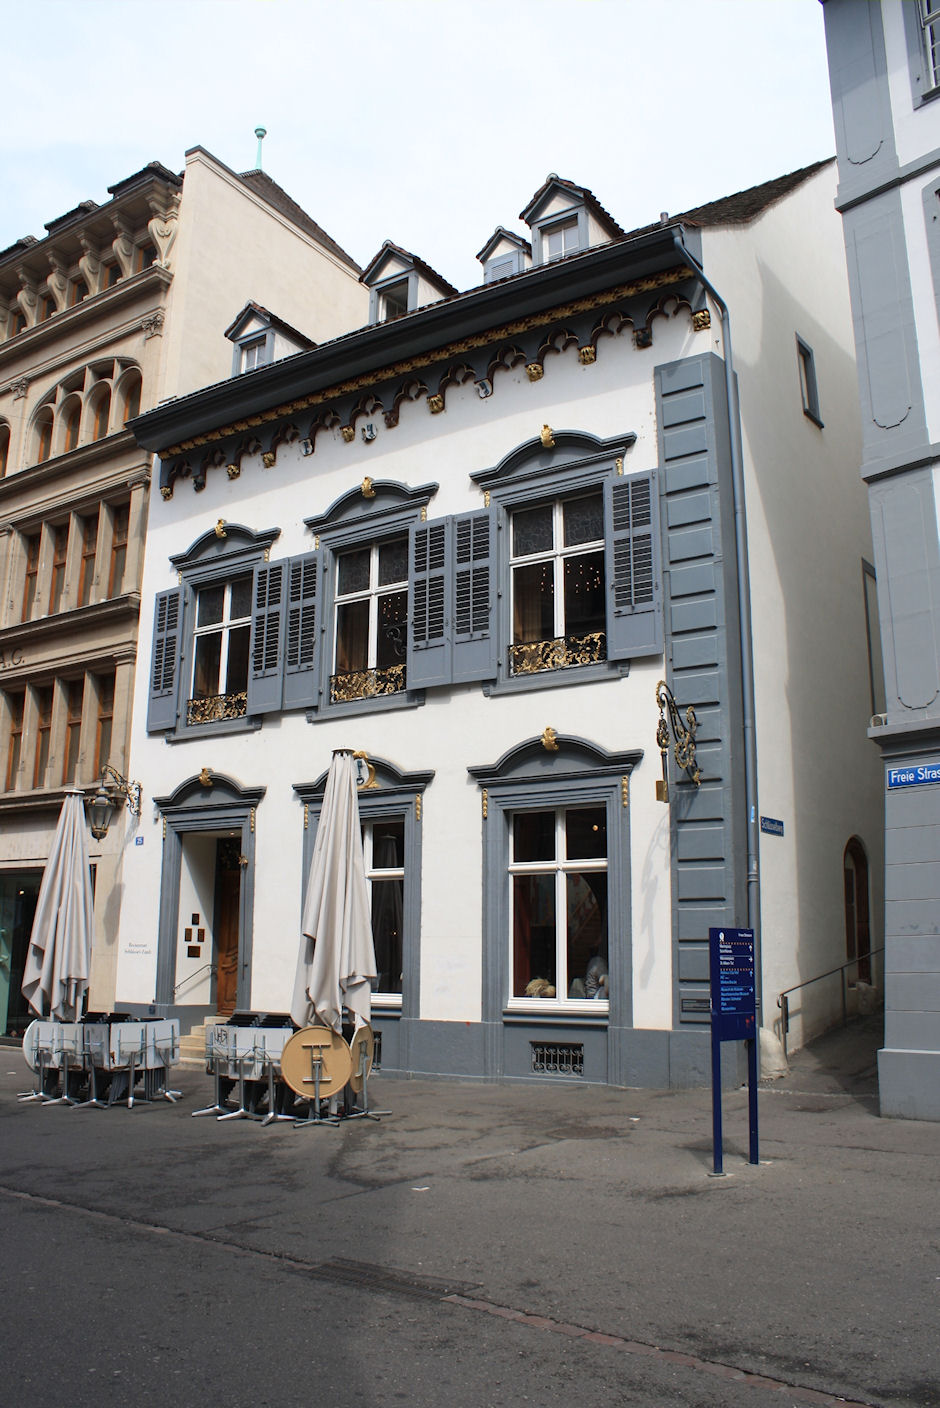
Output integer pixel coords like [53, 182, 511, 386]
[470, 734, 639, 1031]
[332, 537, 408, 703]
[509, 806, 608, 1003]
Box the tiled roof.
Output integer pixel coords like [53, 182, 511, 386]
[520, 174, 626, 237]
[628, 158, 835, 238]
[360, 240, 458, 296]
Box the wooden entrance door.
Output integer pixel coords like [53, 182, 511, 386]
[214, 839, 242, 1016]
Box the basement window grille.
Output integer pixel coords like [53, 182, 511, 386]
[531, 1041, 584, 1076]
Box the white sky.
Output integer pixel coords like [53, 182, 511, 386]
[2, 0, 836, 289]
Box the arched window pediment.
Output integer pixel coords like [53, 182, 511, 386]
[471, 430, 635, 491]
[170, 522, 280, 571]
[468, 734, 642, 787]
[154, 772, 266, 811]
[305, 479, 438, 537]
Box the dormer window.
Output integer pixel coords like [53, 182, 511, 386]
[476, 227, 532, 285]
[225, 302, 314, 378]
[240, 336, 268, 373]
[361, 241, 456, 326]
[380, 280, 410, 323]
[543, 218, 580, 263]
[521, 175, 624, 270]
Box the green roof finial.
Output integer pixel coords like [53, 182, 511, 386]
[254, 127, 267, 171]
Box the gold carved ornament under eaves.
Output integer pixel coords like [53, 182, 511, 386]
[160, 265, 697, 459]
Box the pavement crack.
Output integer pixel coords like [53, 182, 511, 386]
[1, 1181, 882, 1407]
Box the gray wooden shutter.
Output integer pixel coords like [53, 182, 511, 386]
[283, 550, 322, 709]
[408, 517, 451, 688]
[147, 588, 181, 732]
[605, 472, 662, 660]
[452, 507, 497, 683]
[247, 561, 286, 714]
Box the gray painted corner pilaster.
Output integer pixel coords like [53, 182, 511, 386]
[654, 353, 748, 1031]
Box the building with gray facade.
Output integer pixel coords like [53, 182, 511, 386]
[823, 0, 940, 1119]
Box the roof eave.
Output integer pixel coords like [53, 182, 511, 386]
[131, 224, 692, 454]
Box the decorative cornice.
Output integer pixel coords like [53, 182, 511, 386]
[160, 266, 695, 458]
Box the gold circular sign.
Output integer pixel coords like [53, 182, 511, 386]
[348, 1024, 375, 1094]
[280, 1026, 352, 1099]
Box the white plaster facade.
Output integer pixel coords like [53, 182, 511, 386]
[117, 160, 881, 1085]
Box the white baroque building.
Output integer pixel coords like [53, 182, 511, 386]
[116, 163, 883, 1087]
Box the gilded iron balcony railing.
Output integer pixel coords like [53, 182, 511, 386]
[187, 691, 248, 725]
[330, 664, 406, 704]
[509, 630, 607, 676]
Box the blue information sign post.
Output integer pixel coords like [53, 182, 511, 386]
[708, 926, 759, 1175]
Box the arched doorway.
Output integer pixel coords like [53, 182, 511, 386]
[843, 838, 871, 984]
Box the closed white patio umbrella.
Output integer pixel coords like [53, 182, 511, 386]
[22, 790, 94, 1022]
[291, 750, 376, 1034]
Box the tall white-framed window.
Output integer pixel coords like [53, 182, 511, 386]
[508, 804, 608, 1006]
[363, 815, 405, 1003]
[509, 492, 607, 674]
[240, 336, 267, 373]
[922, 0, 940, 89]
[542, 218, 580, 263]
[190, 574, 252, 717]
[332, 537, 408, 700]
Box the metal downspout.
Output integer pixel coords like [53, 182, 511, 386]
[668, 234, 763, 1024]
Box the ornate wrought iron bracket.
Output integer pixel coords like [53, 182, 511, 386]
[655, 680, 701, 802]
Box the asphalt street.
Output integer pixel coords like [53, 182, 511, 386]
[1, 1015, 937, 1408]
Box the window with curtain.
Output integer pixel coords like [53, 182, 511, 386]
[510, 493, 607, 674]
[509, 805, 608, 1003]
[189, 575, 253, 722]
[332, 537, 408, 702]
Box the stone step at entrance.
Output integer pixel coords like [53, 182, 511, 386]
[178, 1015, 226, 1067]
